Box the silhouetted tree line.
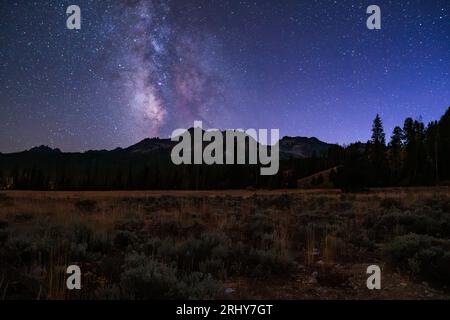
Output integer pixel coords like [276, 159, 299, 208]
[0, 107, 448, 191]
[0, 146, 341, 190]
[330, 107, 450, 190]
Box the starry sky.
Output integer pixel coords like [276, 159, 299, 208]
[0, 0, 449, 152]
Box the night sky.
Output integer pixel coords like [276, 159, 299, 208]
[0, 0, 449, 152]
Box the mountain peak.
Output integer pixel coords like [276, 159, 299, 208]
[279, 136, 334, 159]
[28, 145, 61, 154]
[125, 137, 174, 153]
[282, 136, 321, 142]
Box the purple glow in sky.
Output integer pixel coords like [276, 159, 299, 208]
[0, 0, 449, 152]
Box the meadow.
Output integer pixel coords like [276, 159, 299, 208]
[0, 188, 449, 300]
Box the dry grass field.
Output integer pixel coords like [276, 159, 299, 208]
[0, 188, 449, 300]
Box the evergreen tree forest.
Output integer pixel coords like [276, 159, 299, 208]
[0, 107, 449, 191]
[331, 107, 450, 190]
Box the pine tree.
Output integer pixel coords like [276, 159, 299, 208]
[371, 114, 386, 146]
[390, 126, 403, 149]
[388, 126, 404, 185]
[402, 118, 417, 184]
[368, 114, 388, 186]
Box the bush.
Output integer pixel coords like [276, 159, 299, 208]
[119, 253, 221, 300]
[72, 223, 93, 243]
[225, 241, 294, 277]
[180, 272, 223, 299]
[164, 233, 228, 272]
[370, 210, 450, 239]
[114, 230, 138, 249]
[158, 220, 182, 237]
[89, 233, 113, 253]
[5, 234, 35, 266]
[244, 212, 274, 245]
[384, 234, 450, 285]
[119, 253, 182, 299]
[247, 248, 294, 277]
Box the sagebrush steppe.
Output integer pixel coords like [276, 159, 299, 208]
[0, 188, 449, 300]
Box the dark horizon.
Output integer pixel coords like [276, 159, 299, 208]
[1, 106, 449, 154]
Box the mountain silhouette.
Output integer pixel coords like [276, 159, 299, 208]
[0, 131, 335, 190]
[118, 130, 335, 159]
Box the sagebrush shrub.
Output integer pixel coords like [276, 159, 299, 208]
[384, 234, 450, 285]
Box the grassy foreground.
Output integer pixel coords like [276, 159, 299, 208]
[0, 188, 449, 300]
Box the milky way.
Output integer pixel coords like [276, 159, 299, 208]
[106, 0, 230, 137]
[0, 0, 449, 152]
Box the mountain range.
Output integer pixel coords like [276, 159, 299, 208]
[12, 131, 335, 160]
